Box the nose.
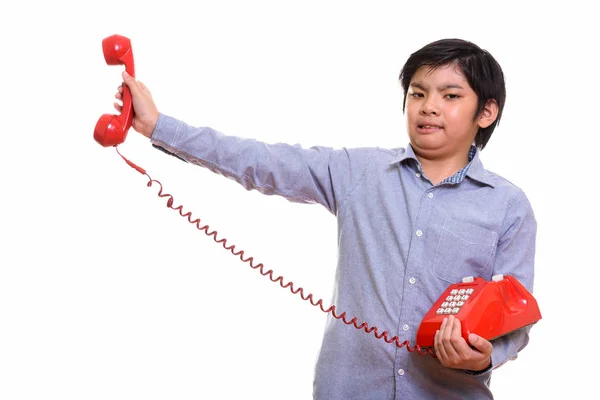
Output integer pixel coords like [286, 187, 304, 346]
[420, 97, 439, 115]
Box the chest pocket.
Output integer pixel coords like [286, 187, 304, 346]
[433, 217, 498, 283]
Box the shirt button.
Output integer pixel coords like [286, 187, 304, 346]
[415, 230, 423, 237]
[427, 193, 434, 199]
[409, 277, 416, 284]
[403, 324, 410, 331]
[416, 173, 421, 178]
[398, 369, 405, 376]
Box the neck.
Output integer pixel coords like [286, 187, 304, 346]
[415, 149, 471, 185]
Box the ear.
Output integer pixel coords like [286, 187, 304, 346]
[477, 99, 499, 129]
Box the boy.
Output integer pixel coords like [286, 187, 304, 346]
[115, 38, 537, 399]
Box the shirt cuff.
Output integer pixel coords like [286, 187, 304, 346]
[464, 358, 492, 376]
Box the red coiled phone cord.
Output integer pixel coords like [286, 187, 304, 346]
[116, 146, 436, 358]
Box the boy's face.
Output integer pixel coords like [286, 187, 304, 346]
[406, 64, 493, 160]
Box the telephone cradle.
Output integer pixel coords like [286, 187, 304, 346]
[416, 274, 542, 348]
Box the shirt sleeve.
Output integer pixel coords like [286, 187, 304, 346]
[149, 113, 371, 215]
[487, 188, 538, 371]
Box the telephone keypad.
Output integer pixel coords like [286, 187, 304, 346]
[435, 286, 475, 315]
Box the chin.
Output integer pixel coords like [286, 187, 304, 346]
[409, 136, 444, 150]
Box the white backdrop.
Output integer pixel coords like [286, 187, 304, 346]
[1, 1, 597, 399]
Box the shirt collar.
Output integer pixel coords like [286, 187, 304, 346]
[388, 144, 495, 188]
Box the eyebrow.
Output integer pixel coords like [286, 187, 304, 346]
[410, 82, 465, 91]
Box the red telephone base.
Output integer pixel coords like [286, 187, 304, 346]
[416, 275, 541, 348]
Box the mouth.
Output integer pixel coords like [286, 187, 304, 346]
[416, 124, 443, 133]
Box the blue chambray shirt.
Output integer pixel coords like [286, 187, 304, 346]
[150, 113, 537, 400]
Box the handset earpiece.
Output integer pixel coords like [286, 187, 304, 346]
[94, 34, 135, 147]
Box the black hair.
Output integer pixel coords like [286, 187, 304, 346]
[399, 38, 506, 150]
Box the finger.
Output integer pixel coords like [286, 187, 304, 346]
[437, 317, 448, 342]
[114, 102, 122, 112]
[449, 318, 472, 359]
[115, 91, 122, 100]
[441, 316, 461, 359]
[434, 329, 448, 360]
[434, 318, 450, 357]
[121, 71, 141, 97]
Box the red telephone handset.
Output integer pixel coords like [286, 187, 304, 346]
[416, 274, 542, 348]
[94, 34, 135, 147]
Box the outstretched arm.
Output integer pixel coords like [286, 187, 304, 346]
[116, 71, 371, 214]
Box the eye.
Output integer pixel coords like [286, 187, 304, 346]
[445, 94, 460, 99]
[410, 92, 424, 98]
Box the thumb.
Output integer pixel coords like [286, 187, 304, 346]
[122, 70, 140, 95]
[468, 333, 493, 354]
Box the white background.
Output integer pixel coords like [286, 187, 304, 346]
[1, 1, 598, 399]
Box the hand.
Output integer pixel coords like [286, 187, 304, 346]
[434, 315, 493, 372]
[114, 71, 159, 138]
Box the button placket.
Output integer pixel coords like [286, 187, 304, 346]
[397, 176, 435, 386]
